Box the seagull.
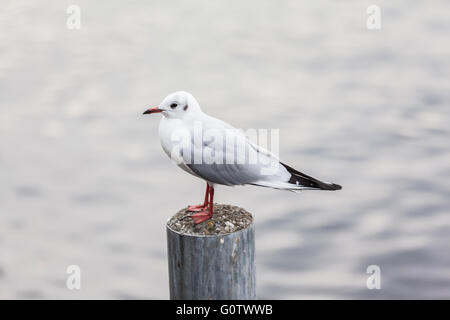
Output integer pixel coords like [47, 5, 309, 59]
[143, 91, 342, 224]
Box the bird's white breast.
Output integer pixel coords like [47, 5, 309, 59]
[159, 117, 181, 156]
[158, 116, 201, 178]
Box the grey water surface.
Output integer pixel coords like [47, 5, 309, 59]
[0, 0, 449, 299]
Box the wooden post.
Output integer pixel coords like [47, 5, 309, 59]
[166, 204, 256, 300]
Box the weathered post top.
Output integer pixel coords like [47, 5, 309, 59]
[166, 204, 256, 300]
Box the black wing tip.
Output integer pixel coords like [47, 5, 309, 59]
[282, 162, 342, 191]
[326, 183, 342, 191]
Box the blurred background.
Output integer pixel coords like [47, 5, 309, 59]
[0, 0, 449, 299]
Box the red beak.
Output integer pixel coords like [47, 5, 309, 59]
[143, 106, 163, 115]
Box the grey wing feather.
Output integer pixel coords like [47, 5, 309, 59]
[186, 162, 264, 186]
[183, 117, 288, 186]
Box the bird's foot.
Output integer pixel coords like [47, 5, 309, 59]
[190, 210, 213, 224]
[187, 204, 208, 212]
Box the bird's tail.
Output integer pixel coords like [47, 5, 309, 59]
[281, 162, 342, 191]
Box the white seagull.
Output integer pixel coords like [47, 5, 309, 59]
[143, 91, 342, 224]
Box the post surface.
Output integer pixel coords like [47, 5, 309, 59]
[167, 204, 256, 300]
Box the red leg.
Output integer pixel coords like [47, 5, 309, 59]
[191, 185, 215, 224]
[208, 186, 214, 216]
[187, 183, 209, 212]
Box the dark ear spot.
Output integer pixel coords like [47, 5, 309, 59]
[183, 104, 188, 111]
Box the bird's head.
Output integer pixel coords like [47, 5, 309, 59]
[143, 91, 201, 119]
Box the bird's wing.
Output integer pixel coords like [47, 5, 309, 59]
[179, 116, 342, 191]
[182, 116, 291, 186]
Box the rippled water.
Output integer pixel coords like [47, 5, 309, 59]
[1, 1, 449, 299]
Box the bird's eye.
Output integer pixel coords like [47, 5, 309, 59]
[170, 103, 177, 109]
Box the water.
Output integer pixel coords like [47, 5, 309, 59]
[0, 0, 449, 299]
